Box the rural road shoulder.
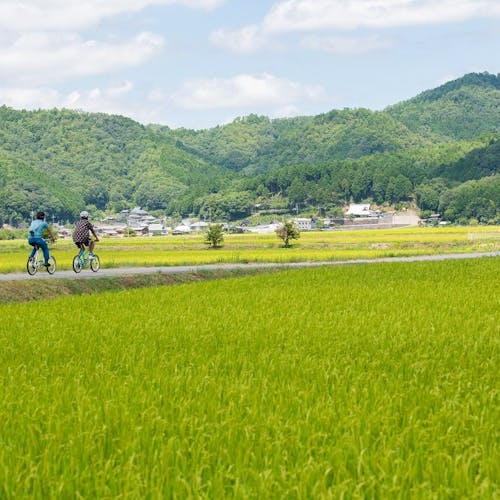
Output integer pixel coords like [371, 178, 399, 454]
[1, 252, 499, 282]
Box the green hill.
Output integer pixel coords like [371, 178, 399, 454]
[0, 72, 499, 226]
[0, 106, 231, 224]
[168, 73, 500, 174]
[433, 137, 500, 182]
[386, 72, 500, 140]
[168, 108, 430, 175]
[0, 148, 83, 224]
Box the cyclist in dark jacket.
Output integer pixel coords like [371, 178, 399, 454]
[73, 211, 99, 257]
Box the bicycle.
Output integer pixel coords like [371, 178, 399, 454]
[72, 244, 100, 273]
[27, 244, 56, 275]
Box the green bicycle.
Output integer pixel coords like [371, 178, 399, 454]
[72, 245, 100, 273]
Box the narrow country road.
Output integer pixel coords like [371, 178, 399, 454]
[1, 252, 498, 281]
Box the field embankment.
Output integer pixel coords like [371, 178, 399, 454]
[0, 267, 277, 304]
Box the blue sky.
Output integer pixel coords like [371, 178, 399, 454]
[0, 0, 499, 129]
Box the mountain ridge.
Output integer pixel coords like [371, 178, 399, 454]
[0, 72, 498, 226]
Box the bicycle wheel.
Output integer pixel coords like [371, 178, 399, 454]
[90, 255, 100, 272]
[46, 256, 56, 274]
[27, 257, 37, 275]
[72, 255, 82, 273]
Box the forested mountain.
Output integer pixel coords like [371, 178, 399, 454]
[0, 72, 499, 226]
[0, 107, 232, 224]
[433, 137, 500, 182]
[166, 109, 431, 175]
[387, 72, 500, 140]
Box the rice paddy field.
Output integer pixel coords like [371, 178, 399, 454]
[0, 256, 498, 498]
[0, 225, 499, 273]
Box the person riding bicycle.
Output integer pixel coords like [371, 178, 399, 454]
[73, 211, 99, 258]
[28, 211, 55, 267]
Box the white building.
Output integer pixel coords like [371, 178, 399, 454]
[172, 224, 191, 235]
[393, 211, 420, 226]
[346, 204, 379, 217]
[148, 223, 167, 236]
[190, 221, 209, 232]
[247, 223, 282, 234]
[291, 217, 312, 230]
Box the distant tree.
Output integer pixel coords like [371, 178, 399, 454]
[205, 223, 224, 248]
[276, 221, 300, 248]
[439, 175, 499, 223]
[123, 227, 137, 237]
[415, 178, 448, 212]
[287, 178, 307, 204]
[83, 183, 109, 210]
[387, 174, 412, 202]
[350, 168, 371, 201]
[199, 191, 254, 221]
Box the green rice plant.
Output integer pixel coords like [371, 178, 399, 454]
[0, 258, 498, 497]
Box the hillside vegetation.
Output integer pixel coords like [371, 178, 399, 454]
[0, 72, 499, 225]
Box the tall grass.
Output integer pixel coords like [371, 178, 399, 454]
[0, 258, 498, 497]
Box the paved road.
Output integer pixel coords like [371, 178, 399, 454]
[1, 251, 498, 281]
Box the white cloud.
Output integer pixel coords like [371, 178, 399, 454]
[300, 34, 393, 54]
[0, 88, 62, 110]
[64, 84, 135, 111]
[0, 0, 224, 32]
[270, 104, 302, 119]
[0, 82, 137, 117]
[171, 73, 325, 110]
[262, 0, 500, 32]
[212, 0, 500, 54]
[64, 84, 166, 124]
[0, 32, 164, 84]
[106, 81, 135, 98]
[181, 0, 223, 8]
[210, 25, 271, 54]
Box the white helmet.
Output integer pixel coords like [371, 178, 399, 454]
[80, 210, 89, 218]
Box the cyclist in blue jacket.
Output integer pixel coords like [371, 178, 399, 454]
[28, 211, 55, 267]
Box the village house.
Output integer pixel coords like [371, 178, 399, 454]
[291, 217, 313, 231]
[172, 223, 191, 235]
[346, 204, 379, 217]
[190, 221, 209, 232]
[247, 222, 282, 234]
[148, 223, 168, 236]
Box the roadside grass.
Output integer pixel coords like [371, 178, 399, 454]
[1, 226, 499, 273]
[0, 258, 498, 497]
[0, 268, 278, 305]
